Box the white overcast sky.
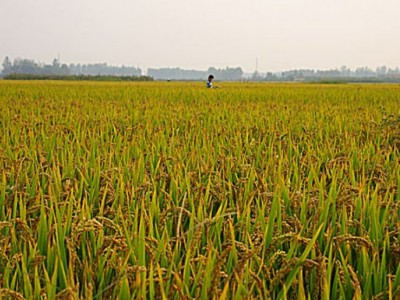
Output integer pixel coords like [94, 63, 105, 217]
[1, 0, 399, 72]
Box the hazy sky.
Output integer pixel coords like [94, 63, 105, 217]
[1, 0, 399, 72]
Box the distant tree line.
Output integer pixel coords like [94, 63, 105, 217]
[68, 63, 142, 76]
[2, 56, 400, 82]
[4, 74, 153, 82]
[1, 56, 142, 77]
[147, 67, 244, 81]
[250, 66, 400, 82]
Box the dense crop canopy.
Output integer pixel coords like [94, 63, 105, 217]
[0, 81, 399, 299]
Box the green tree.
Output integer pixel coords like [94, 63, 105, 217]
[2, 56, 12, 75]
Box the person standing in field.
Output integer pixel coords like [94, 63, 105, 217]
[206, 74, 214, 88]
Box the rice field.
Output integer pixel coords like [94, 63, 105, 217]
[0, 81, 399, 299]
